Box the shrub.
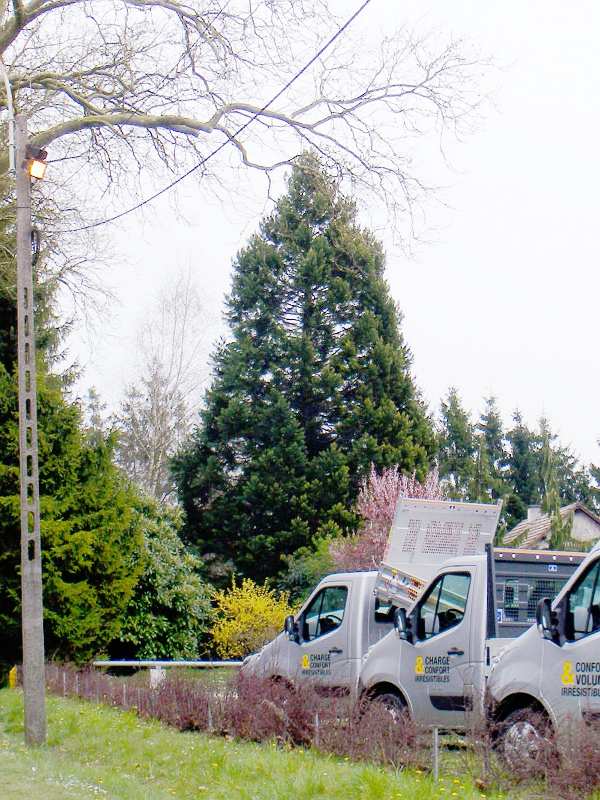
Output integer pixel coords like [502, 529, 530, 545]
[210, 577, 294, 659]
[109, 500, 211, 660]
[45, 665, 421, 770]
[45, 664, 600, 793]
[280, 530, 337, 602]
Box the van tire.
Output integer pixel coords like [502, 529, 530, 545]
[376, 692, 407, 721]
[270, 675, 295, 706]
[365, 691, 414, 750]
[497, 707, 554, 774]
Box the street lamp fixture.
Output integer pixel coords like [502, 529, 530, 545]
[25, 145, 47, 180]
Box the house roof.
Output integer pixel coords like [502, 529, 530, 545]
[503, 502, 600, 549]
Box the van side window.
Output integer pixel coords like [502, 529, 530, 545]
[302, 586, 348, 642]
[416, 572, 471, 641]
[566, 560, 600, 642]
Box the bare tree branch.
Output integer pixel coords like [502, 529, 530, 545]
[0, 0, 495, 317]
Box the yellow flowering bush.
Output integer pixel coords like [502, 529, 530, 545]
[210, 576, 294, 659]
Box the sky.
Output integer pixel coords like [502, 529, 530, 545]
[66, 0, 600, 469]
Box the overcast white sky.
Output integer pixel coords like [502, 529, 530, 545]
[67, 0, 600, 469]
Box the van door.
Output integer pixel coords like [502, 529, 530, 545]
[399, 570, 472, 727]
[292, 583, 350, 689]
[540, 555, 600, 723]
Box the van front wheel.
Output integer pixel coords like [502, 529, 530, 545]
[497, 707, 554, 774]
[360, 690, 414, 753]
[375, 692, 407, 724]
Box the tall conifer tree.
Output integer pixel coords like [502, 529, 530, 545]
[0, 171, 146, 667]
[504, 410, 541, 529]
[437, 388, 476, 499]
[176, 154, 434, 581]
[474, 394, 507, 501]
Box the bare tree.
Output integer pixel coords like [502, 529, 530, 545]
[0, 0, 494, 258]
[114, 265, 217, 501]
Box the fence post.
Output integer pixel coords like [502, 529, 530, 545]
[314, 713, 319, 749]
[433, 726, 439, 781]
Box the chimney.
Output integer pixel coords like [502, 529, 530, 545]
[527, 505, 542, 523]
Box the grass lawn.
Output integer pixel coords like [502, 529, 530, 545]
[0, 687, 520, 799]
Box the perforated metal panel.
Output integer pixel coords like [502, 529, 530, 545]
[401, 518, 421, 553]
[375, 495, 502, 607]
[422, 520, 465, 554]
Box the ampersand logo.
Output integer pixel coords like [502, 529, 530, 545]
[562, 661, 574, 685]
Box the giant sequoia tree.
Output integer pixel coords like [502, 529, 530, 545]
[175, 155, 434, 581]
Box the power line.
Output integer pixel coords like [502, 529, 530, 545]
[69, 0, 374, 232]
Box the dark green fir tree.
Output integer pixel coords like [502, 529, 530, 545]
[504, 410, 541, 529]
[470, 394, 507, 503]
[0, 166, 145, 666]
[0, 365, 146, 664]
[175, 154, 435, 582]
[589, 449, 600, 512]
[437, 388, 476, 500]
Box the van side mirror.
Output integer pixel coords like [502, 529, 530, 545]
[536, 598, 557, 642]
[284, 614, 299, 642]
[394, 607, 412, 642]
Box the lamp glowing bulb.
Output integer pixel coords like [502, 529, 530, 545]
[28, 159, 46, 180]
[25, 145, 48, 180]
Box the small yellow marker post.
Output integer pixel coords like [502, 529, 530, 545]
[8, 666, 18, 690]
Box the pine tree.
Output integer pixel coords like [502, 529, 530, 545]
[467, 394, 508, 505]
[502, 413, 595, 532]
[539, 419, 574, 549]
[0, 365, 145, 663]
[0, 180, 145, 665]
[437, 388, 476, 499]
[477, 396, 506, 491]
[470, 436, 494, 503]
[589, 452, 600, 512]
[503, 410, 541, 528]
[175, 154, 434, 582]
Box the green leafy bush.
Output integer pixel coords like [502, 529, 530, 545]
[110, 501, 211, 660]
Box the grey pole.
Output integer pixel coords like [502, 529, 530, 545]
[16, 113, 46, 745]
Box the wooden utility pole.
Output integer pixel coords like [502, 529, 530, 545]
[16, 113, 46, 745]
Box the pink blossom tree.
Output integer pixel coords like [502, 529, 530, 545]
[329, 465, 443, 571]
